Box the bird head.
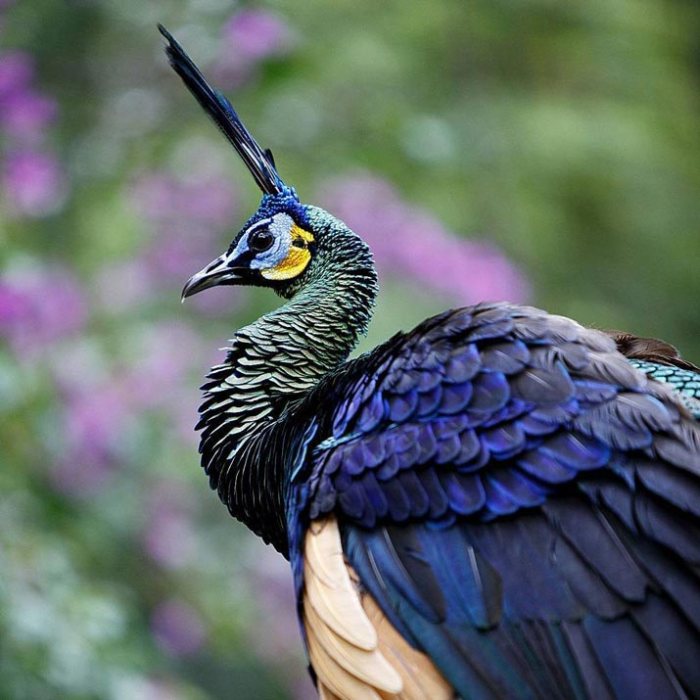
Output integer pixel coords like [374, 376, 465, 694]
[159, 25, 363, 302]
[180, 190, 318, 299]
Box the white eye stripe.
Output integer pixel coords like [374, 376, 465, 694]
[246, 213, 294, 270]
[226, 213, 295, 271]
[246, 217, 273, 235]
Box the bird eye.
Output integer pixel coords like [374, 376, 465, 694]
[249, 229, 275, 252]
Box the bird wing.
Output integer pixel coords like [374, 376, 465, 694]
[293, 302, 700, 699]
[301, 516, 451, 700]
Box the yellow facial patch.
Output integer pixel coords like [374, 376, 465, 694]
[261, 225, 315, 280]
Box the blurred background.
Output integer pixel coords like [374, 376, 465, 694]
[1, 0, 699, 698]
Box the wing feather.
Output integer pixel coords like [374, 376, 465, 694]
[289, 303, 700, 698]
[304, 519, 377, 650]
[302, 517, 451, 699]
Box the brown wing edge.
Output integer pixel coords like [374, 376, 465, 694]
[303, 517, 454, 700]
[606, 331, 700, 373]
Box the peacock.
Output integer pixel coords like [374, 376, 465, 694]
[160, 26, 700, 700]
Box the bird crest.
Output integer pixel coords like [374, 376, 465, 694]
[159, 24, 289, 198]
[159, 25, 319, 297]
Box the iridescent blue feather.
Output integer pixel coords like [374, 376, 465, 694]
[287, 303, 700, 699]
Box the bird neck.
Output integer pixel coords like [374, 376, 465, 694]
[199, 228, 378, 554]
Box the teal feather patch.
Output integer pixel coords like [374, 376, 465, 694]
[629, 359, 700, 419]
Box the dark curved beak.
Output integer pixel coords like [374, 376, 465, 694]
[181, 254, 243, 300]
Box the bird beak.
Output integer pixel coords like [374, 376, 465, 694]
[181, 254, 242, 300]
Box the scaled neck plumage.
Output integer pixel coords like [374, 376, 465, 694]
[198, 214, 378, 553]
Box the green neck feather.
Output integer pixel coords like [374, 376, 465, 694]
[198, 216, 378, 552]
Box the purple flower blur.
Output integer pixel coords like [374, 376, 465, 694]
[130, 172, 238, 232]
[0, 88, 57, 139]
[49, 380, 136, 497]
[48, 319, 213, 499]
[214, 9, 295, 88]
[319, 174, 530, 305]
[143, 481, 197, 570]
[223, 9, 294, 62]
[124, 321, 209, 444]
[95, 259, 154, 315]
[246, 544, 303, 663]
[129, 170, 238, 286]
[0, 262, 88, 354]
[0, 51, 32, 97]
[151, 599, 206, 657]
[2, 150, 66, 217]
[127, 168, 248, 316]
[0, 49, 66, 216]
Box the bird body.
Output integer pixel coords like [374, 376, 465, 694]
[160, 26, 700, 699]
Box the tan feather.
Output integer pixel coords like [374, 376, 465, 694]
[318, 683, 342, 700]
[306, 623, 383, 700]
[304, 519, 377, 650]
[363, 591, 453, 700]
[302, 517, 453, 700]
[304, 592, 402, 692]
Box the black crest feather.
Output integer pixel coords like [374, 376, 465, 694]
[159, 24, 286, 196]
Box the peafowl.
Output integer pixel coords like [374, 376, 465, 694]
[160, 26, 700, 700]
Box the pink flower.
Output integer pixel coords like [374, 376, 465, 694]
[95, 259, 154, 314]
[49, 380, 135, 497]
[246, 544, 303, 662]
[0, 282, 30, 326]
[223, 9, 294, 62]
[0, 88, 57, 139]
[214, 10, 295, 88]
[318, 174, 530, 304]
[0, 263, 88, 354]
[2, 150, 67, 217]
[129, 171, 237, 231]
[124, 322, 207, 410]
[128, 170, 239, 292]
[0, 51, 33, 97]
[151, 599, 206, 657]
[49, 452, 114, 497]
[142, 481, 197, 570]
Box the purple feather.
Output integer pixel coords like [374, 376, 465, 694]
[357, 392, 386, 432]
[388, 389, 419, 422]
[444, 344, 481, 383]
[417, 385, 443, 417]
[482, 422, 526, 458]
[518, 450, 577, 484]
[435, 433, 462, 464]
[399, 470, 430, 517]
[540, 432, 610, 470]
[440, 381, 473, 415]
[440, 472, 486, 514]
[481, 339, 530, 374]
[469, 371, 510, 413]
[454, 429, 482, 465]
